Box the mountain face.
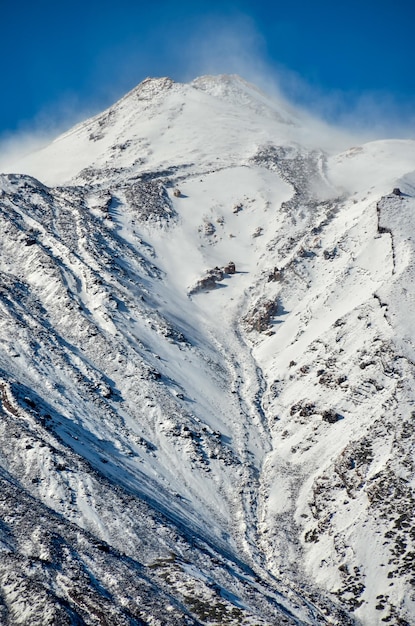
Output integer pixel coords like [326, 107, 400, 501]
[1, 74, 415, 625]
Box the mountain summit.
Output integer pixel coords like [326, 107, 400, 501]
[8, 74, 345, 187]
[1, 75, 415, 625]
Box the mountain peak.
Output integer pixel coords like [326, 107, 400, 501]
[5, 73, 312, 186]
[191, 73, 297, 123]
[122, 75, 176, 101]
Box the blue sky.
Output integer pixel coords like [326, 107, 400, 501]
[2, 0, 414, 139]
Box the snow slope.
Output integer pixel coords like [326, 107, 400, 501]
[1, 74, 415, 625]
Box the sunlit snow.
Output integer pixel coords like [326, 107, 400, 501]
[0, 74, 414, 625]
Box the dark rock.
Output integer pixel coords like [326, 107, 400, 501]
[224, 261, 236, 274]
[321, 409, 342, 423]
[268, 267, 283, 282]
[125, 180, 175, 222]
[243, 299, 278, 332]
[189, 263, 236, 295]
[323, 248, 337, 260]
[200, 221, 215, 236]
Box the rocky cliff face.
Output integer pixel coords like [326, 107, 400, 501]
[1, 75, 415, 625]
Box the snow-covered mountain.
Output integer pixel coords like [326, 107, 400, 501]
[1, 74, 415, 625]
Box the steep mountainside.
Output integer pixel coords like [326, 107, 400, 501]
[1, 75, 415, 625]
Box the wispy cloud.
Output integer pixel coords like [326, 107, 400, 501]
[172, 14, 414, 142]
[273, 67, 415, 140]
[0, 91, 101, 173]
[178, 15, 268, 81]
